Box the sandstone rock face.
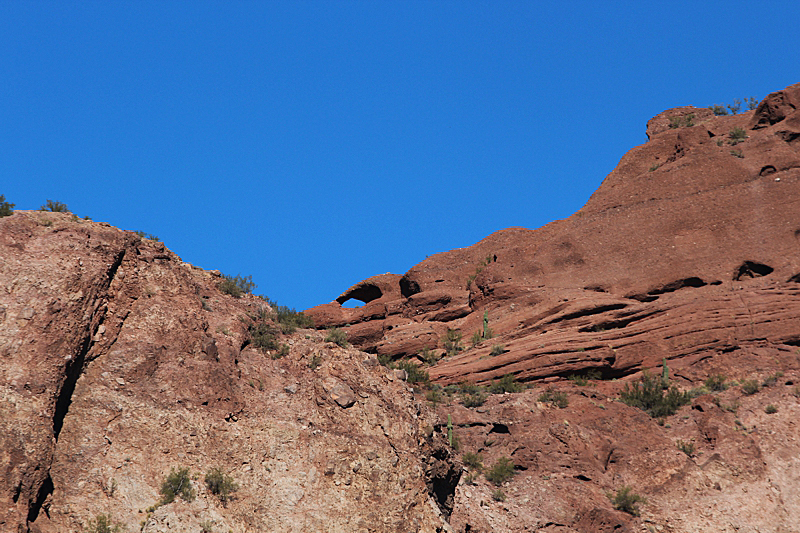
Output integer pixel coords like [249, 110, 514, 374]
[306, 83, 800, 388]
[0, 211, 454, 533]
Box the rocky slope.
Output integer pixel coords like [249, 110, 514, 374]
[3, 83, 800, 533]
[0, 212, 457, 533]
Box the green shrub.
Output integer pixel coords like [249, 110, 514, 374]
[134, 230, 159, 241]
[488, 374, 523, 394]
[709, 104, 729, 116]
[40, 199, 69, 212]
[729, 127, 748, 144]
[669, 113, 694, 128]
[741, 379, 760, 395]
[730, 149, 744, 158]
[425, 387, 444, 407]
[205, 467, 239, 504]
[308, 354, 322, 370]
[676, 439, 695, 456]
[489, 344, 505, 356]
[727, 99, 742, 115]
[619, 371, 690, 418]
[609, 486, 646, 516]
[485, 457, 515, 485]
[0, 195, 14, 217]
[324, 327, 349, 347]
[84, 513, 122, 533]
[218, 274, 256, 298]
[248, 320, 279, 352]
[705, 374, 728, 391]
[764, 404, 778, 414]
[461, 390, 488, 407]
[492, 489, 506, 502]
[396, 360, 429, 384]
[419, 346, 439, 366]
[261, 296, 314, 333]
[746, 96, 759, 110]
[377, 354, 394, 368]
[271, 343, 290, 359]
[568, 374, 589, 386]
[471, 331, 482, 348]
[160, 466, 195, 504]
[538, 388, 568, 409]
[762, 372, 783, 387]
[462, 452, 483, 471]
[649, 163, 660, 172]
[443, 329, 463, 356]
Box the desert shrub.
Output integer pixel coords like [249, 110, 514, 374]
[308, 354, 322, 370]
[0, 195, 15, 217]
[705, 374, 728, 391]
[271, 343, 290, 359]
[765, 404, 778, 414]
[649, 163, 660, 172]
[708, 104, 729, 116]
[462, 452, 483, 471]
[425, 387, 444, 407]
[741, 379, 760, 395]
[461, 390, 488, 407]
[619, 371, 690, 418]
[669, 113, 694, 128]
[324, 327, 349, 347]
[377, 354, 395, 368]
[488, 374, 523, 394]
[609, 486, 646, 516]
[218, 274, 256, 298]
[396, 360, 429, 384]
[419, 346, 439, 366]
[134, 230, 159, 241]
[471, 331, 482, 348]
[160, 466, 195, 504]
[568, 374, 589, 386]
[727, 99, 742, 114]
[729, 127, 748, 144]
[492, 489, 506, 502]
[676, 439, 695, 456]
[761, 372, 783, 387]
[443, 328, 463, 356]
[485, 457, 515, 485]
[200, 520, 214, 533]
[205, 467, 239, 504]
[746, 96, 759, 110]
[730, 149, 744, 158]
[84, 513, 122, 533]
[248, 320, 279, 352]
[260, 297, 314, 333]
[40, 199, 69, 212]
[489, 344, 505, 356]
[538, 388, 568, 408]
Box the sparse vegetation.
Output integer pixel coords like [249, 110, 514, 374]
[568, 374, 589, 386]
[669, 113, 694, 128]
[462, 452, 483, 471]
[272, 343, 290, 359]
[730, 149, 744, 158]
[489, 344, 505, 356]
[538, 388, 568, 408]
[488, 374, 523, 394]
[619, 371, 690, 418]
[40, 199, 69, 212]
[727, 98, 742, 115]
[160, 466, 195, 504]
[461, 388, 488, 408]
[466, 255, 495, 289]
[649, 163, 660, 172]
[705, 374, 728, 392]
[762, 371, 783, 388]
[134, 230, 160, 241]
[0, 195, 14, 217]
[205, 467, 239, 505]
[442, 328, 463, 356]
[419, 346, 439, 366]
[492, 489, 506, 502]
[308, 354, 322, 370]
[746, 96, 759, 110]
[741, 379, 760, 395]
[84, 513, 122, 533]
[709, 104, 729, 116]
[248, 318, 279, 352]
[396, 360, 430, 384]
[676, 439, 695, 456]
[425, 386, 445, 407]
[609, 486, 646, 516]
[260, 296, 314, 333]
[324, 327, 349, 347]
[218, 274, 256, 298]
[485, 457, 515, 485]
[764, 404, 778, 414]
[471, 331, 482, 348]
[729, 127, 748, 144]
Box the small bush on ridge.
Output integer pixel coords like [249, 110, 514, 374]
[0, 195, 15, 217]
[539, 388, 568, 408]
[84, 513, 122, 533]
[396, 360, 430, 384]
[218, 274, 256, 298]
[609, 486, 646, 516]
[324, 327, 349, 347]
[741, 379, 760, 395]
[443, 328, 463, 356]
[485, 457, 515, 485]
[705, 374, 728, 391]
[160, 466, 195, 504]
[205, 467, 239, 504]
[619, 371, 690, 418]
[40, 199, 69, 212]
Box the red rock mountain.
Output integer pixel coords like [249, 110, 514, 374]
[3, 83, 800, 533]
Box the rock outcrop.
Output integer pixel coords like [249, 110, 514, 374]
[306, 82, 800, 386]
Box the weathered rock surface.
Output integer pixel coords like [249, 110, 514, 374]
[306, 83, 800, 387]
[0, 211, 454, 533]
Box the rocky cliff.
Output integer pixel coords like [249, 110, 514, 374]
[2, 83, 800, 533]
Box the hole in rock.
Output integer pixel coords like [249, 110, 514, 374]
[337, 284, 382, 306]
[788, 273, 800, 283]
[648, 277, 707, 296]
[733, 261, 773, 281]
[760, 165, 777, 176]
[400, 277, 421, 298]
[574, 474, 592, 481]
[489, 423, 510, 434]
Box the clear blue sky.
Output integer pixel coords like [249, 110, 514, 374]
[2, 1, 797, 310]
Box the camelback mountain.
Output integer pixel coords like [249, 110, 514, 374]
[2, 83, 800, 533]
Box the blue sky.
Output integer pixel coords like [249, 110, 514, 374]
[2, 1, 798, 310]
